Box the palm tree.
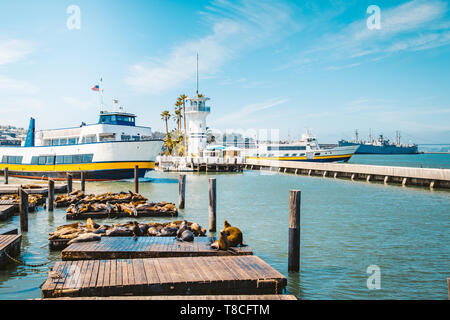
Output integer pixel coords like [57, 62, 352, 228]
[174, 108, 182, 132]
[160, 110, 171, 138]
[179, 94, 188, 152]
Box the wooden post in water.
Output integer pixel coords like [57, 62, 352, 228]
[4, 167, 8, 185]
[179, 174, 186, 209]
[447, 277, 450, 300]
[67, 173, 73, 194]
[134, 165, 139, 194]
[80, 172, 86, 192]
[288, 190, 301, 272]
[19, 188, 29, 232]
[48, 179, 55, 212]
[209, 178, 217, 232]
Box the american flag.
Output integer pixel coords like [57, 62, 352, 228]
[91, 84, 100, 92]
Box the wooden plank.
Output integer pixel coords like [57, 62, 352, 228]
[61, 237, 252, 260]
[42, 256, 287, 298]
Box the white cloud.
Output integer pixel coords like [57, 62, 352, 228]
[125, 0, 298, 94]
[0, 40, 33, 65]
[289, 0, 450, 70]
[0, 76, 39, 94]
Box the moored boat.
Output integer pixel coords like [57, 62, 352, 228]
[245, 132, 358, 163]
[0, 108, 163, 181]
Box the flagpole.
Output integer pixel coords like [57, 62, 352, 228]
[100, 78, 104, 110]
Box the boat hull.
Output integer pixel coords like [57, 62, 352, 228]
[338, 141, 418, 154]
[246, 146, 357, 163]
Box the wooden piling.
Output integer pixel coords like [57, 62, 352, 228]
[178, 174, 186, 209]
[384, 176, 389, 184]
[80, 172, 86, 192]
[447, 277, 450, 300]
[48, 179, 55, 212]
[366, 175, 371, 182]
[134, 165, 139, 194]
[19, 188, 28, 232]
[209, 178, 217, 232]
[4, 167, 8, 185]
[288, 190, 301, 272]
[67, 174, 73, 194]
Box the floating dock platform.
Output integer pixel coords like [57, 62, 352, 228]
[61, 237, 253, 260]
[0, 234, 22, 266]
[0, 204, 16, 221]
[245, 159, 450, 189]
[41, 255, 286, 298]
[66, 210, 178, 220]
[0, 184, 68, 195]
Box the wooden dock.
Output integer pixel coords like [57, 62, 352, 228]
[0, 234, 22, 266]
[0, 184, 67, 195]
[61, 237, 253, 260]
[66, 210, 178, 220]
[0, 204, 16, 221]
[41, 255, 286, 298]
[0, 227, 18, 235]
[245, 158, 450, 189]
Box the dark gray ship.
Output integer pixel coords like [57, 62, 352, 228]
[338, 130, 418, 155]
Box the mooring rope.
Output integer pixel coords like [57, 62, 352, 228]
[4, 251, 57, 268]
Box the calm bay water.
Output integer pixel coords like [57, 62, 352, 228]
[0, 164, 449, 300]
[349, 153, 450, 169]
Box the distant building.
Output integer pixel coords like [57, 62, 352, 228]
[0, 125, 26, 146]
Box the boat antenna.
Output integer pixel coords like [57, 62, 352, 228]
[196, 53, 199, 95]
[100, 77, 104, 110]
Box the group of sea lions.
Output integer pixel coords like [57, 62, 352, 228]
[56, 191, 147, 207]
[210, 220, 245, 251]
[0, 193, 45, 207]
[49, 218, 208, 243]
[66, 201, 178, 217]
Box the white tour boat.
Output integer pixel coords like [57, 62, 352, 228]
[0, 107, 163, 181]
[245, 132, 358, 163]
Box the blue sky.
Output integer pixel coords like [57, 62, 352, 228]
[0, 0, 449, 143]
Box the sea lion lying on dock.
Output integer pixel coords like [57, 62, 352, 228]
[67, 233, 101, 245]
[223, 220, 244, 247]
[176, 221, 194, 242]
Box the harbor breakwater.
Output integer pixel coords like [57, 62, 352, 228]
[245, 159, 450, 189]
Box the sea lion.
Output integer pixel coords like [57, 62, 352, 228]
[85, 218, 97, 231]
[223, 220, 243, 247]
[131, 221, 143, 237]
[68, 233, 101, 245]
[210, 230, 230, 251]
[147, 227, 160, 236]
[176, 220, 189, 239]
[180, 229, 194, 242]
[106, 227, 133, 237]
[159, 227, 178, 237]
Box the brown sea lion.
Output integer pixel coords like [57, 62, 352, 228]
[210, 230, 230, 251]
[223, 220, 243, 247]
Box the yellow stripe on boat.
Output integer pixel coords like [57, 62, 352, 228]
[0, 161, 154, 172]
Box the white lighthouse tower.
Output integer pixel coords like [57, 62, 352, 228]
[185, 95, 211, 156]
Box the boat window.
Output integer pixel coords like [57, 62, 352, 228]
[59, 138, 67, 145]
[315, 153, 320, 156]
[284, 154, 289, 157]
[82, 154, 93, 163]
[132, 135, 140, 141]
[31, 156, 39, 165]
[56, 156, 64, 164]
[1, 156, 7, 163]
[38, 156, 46, 165]
[111, 115, 116, 122]
[46, 156, 55, 165]
[68, 138, 77, 145]
[72, 155, 81, 164]
[121, 135, 131, 141]
[64, 155, 73, 164]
